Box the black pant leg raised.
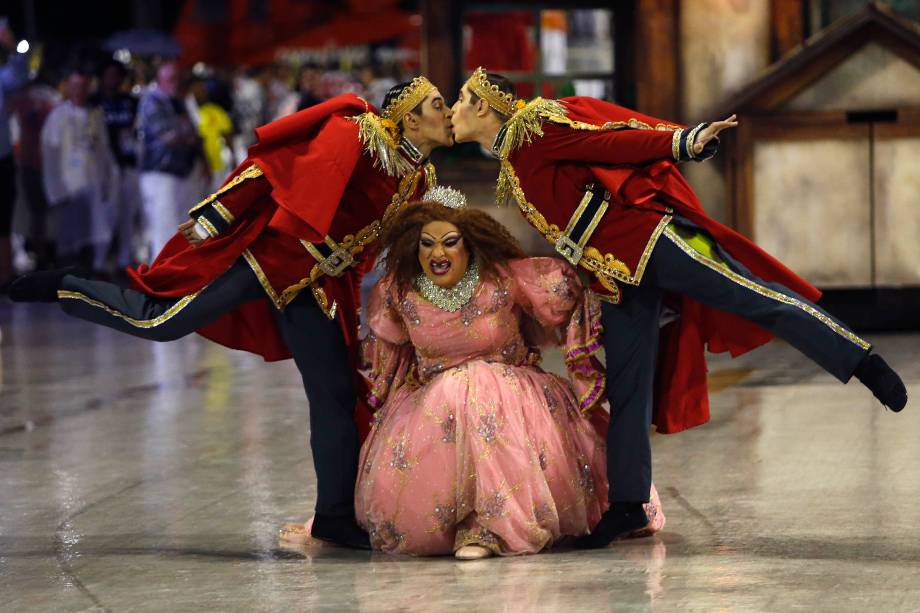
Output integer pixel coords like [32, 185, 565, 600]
[58, 259, 267, 341]
[271, 290, 359, 518]
[651, 228, 870, 382]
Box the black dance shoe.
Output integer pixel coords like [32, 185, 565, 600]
[574, 504, 650, 549]
[8, 267, 81, 303]
[310, 514, 372, 550]
[855, 354, 908, 412]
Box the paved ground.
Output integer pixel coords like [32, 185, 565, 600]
[1, 301, 917, 612]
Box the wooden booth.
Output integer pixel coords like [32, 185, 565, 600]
[720, 3, 920, 313]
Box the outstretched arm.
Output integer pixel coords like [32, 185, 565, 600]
[540, 114, 737, 165]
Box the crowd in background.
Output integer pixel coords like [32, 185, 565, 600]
[0, 22, 411, 288]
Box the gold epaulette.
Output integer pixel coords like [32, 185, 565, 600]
[493, 97, 568, 161]
[348, 111, 416, 178]
[188, 164, 264, 215]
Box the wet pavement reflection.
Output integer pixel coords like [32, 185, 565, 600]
[1, 304, 918, 611]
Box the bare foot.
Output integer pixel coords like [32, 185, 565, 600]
[455, 544, 494, 560]
[278, 517, 315, 547]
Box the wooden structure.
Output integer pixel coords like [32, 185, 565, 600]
[720, 3, 920, 289]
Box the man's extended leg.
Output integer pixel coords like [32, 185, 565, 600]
[271, 289, 369, 549]
[574, 283, 664, 548]
[13, 259, 265, 341]
[652, 224, 904, 408]
[579, 222, 907, 548]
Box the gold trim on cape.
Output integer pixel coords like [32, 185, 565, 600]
[492, 97, 568, 164]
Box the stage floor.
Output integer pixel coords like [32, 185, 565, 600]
[1, 302, 918, 612]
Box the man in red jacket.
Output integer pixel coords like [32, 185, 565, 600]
[11, 78, 454, 549]
[450, 67, 907, 547]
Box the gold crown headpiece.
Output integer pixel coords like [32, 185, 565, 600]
[466, 67, 516, 117]
[381, 76, 436, 122]
[423, 185, 467, 210]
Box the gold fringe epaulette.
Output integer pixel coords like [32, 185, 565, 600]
[494, 97, 568, 161]
[349, 111, 416, 178]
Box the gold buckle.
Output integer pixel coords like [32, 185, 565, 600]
[554, 234, 583, 266]
[319, 247, 355, 277]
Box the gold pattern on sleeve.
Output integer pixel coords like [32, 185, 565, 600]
[196, 215, 219, 238]
[188, 164, 264, 215]
[544, 113, 682, 133]
[212, 200, 235, 224]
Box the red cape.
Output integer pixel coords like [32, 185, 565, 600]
[128, 94, 370, 359]
[561, 97, 821, 434]
[127, 94, 376, 437]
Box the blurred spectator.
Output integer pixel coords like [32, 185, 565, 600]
[41, 68, 118, 273]
[11, 77, 56, 270]
[91, 59, 141, 270]
[189, 77, 234, 191]
[0, 20, 28, 287]
[137, 61, 200, 260]
[295, 62, 324, 111]
[362, 65, 397, 110]
[263, 64, 294, 122]
[230, 68, 264, 164]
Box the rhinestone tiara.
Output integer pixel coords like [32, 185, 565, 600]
[466, 67, 515, 117]
[423, 185, 467, 210]
[382, 76, 436, 122]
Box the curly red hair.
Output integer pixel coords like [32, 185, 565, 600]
[379, 201, 525, 296]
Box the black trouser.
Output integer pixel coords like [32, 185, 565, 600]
[601, 223, 870, 504]
[59, 259, 359, 517]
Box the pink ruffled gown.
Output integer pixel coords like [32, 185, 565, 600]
[355, 258, 664, 555]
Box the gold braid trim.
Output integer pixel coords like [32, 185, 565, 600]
[543, 113, 682, 133]
[58, 290, 203, 328]
[501, 158, 678, 302]
[275, 169, 425, 309]
[188, 164, 264, 215]
[349, 111, 416, 178]
[662, 226, 872, 351]
[424, 161, 437, 190]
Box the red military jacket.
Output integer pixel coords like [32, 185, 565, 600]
[129, 94, 434, 365]
[498, 96, 822, 434]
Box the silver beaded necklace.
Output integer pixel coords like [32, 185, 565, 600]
[415, 261, 481, 312]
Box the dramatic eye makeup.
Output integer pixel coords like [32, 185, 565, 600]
[420, 232, 461, 248]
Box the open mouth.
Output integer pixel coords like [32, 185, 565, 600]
[429, 259, 452, 276]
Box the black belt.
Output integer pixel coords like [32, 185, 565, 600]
[554, 184, 610, 266]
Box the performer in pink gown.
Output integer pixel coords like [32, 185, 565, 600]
[353, 187, 664, 558]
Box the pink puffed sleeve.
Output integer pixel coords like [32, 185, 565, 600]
[508, 257, 580, 327]
[508, 257, 607, 413]
[361, 277, 417, 411]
